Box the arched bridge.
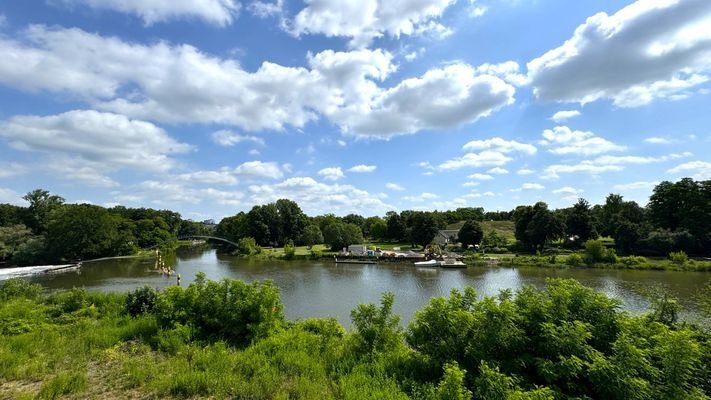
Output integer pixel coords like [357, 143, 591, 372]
[178, 235, 239, 247]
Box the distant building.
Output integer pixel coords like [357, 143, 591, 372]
[433, 229, 460, 246]
[201, 219, 217, 231]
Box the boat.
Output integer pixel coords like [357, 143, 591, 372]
[414, 259, 439, 267]
[439, 258, 466, 268]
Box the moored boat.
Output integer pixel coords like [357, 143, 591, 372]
[414, 259, 439, 266]
[438, 258, 466, 268]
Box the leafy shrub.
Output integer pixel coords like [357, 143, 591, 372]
[566, 253, 584, 266]
[618, 256, 650, 269]
[0, 279, 42, 301]
[583, 240, 617, 264]
[50, 287, 89, 313]
[437, 362, 472, 400]
[125, 285, 159, 317]
[351, 292, 402, 356]
[295, 318, 345, 339]
[669, 251, 689, 266]
[237, 237, 261, 255]
[154, 273, 284, 346]
[283, 241, 296, 260]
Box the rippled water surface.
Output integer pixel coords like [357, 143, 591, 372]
[26, 247, 711, 327]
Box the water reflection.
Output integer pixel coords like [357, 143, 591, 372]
[27, 248, 711, 327]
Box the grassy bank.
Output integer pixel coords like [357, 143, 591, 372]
[1, 276, 710, 399]
[467, 253, 711, 271]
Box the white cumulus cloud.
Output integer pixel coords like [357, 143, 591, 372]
[540, 126, 625, 156]
[386, 182, 405, 191]
[0, 110, 190, 172]
[348, 164, 377, 173]
[462, 137, 536, 154]
[60, 0, 240, 26]
[527, 0, 711, 107]
[549, 110, 581, 122]
[290, 0, 457, 48]
[318, 167, 345, 181]
[211, 130, 265, 146]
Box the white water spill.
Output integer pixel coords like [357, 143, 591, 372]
[0, 265, 77, 279]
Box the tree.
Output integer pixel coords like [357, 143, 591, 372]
[386, 212, 406, 242]
[0, 224, 33, 261]
[134, 217, 172, 248]
[482, 230, 508, 249]
[368, 218, 387, 240]
[613, 220, 642, 254]
[45, 204, 136, 261]
[0, 204, 28, 227]
[22, 189, 64, 234]
[299, 224, 323, 249]
[275, 199, 308, 246]
[648, 178, 711, 254]
[343, 214, 365, 231]
[565, 198, 597, 244]
[246, 204, 279, 246]
[410, 212, 439, 249]
[323, 222, 364, 251]
[514, 202, 564, 251]
[216, 212, 249, 242]
[458, 220, 483, 248]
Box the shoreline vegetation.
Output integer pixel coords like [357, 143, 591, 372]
[5, 242, 711, 278]
[1, 276, 709, 399]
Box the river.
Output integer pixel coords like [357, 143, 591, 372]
[22, 246, 711, 327]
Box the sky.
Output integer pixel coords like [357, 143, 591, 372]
[0, 0, 710, 220]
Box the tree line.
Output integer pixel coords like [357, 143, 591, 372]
[215, 177, 711, 256]
[2, 177, 708, 265]
[0, 189, 210, 266]
[511, 178, 711, 256]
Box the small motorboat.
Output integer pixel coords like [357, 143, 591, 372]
[414, 259, 439, 267]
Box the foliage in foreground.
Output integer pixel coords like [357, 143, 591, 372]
[0, 277, 709, 399]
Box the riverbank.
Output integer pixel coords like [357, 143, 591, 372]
[223, 246, 711, 272]
[467, 253, 711, 272]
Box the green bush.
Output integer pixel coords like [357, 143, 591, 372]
[2, 276, 710, 400]
[583, 240, 617, 265]
[237, 237, 261, 255]
[154, 273, 284, 346]
[50, 287, 89, 313]
[0, 279, 42, 301]
[351, 292, 402, 356]
[618, 256, 650, 269]
[669, 251, 689, 266]
[124, 285, 159, 317]
[566, 253, 584, 266]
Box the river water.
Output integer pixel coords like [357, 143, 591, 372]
[23, 247, 711, 327]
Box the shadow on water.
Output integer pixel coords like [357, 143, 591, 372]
[24, 247, 711, 328]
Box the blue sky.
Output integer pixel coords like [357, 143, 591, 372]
[0, 0, 710, 220]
